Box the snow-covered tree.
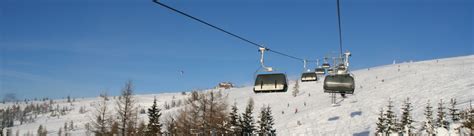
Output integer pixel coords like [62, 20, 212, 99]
[229, 103, 242, 135]
[399, 98, 415, 135]
[375, 108, 386, 135]
[241, 98, 256, 135]
[422, 100, 435, 135]
[436, 99, 449, 129]
[384, 99, 398, 135]
[460, 100, 473, 134]
[257, 105, 275, 135]
[147, 97, 163, 136]
[164, 116, 177, 135]
[37, 125, 47, 136]
[292, 80, 300, 97]
[448, 98, 460, 122]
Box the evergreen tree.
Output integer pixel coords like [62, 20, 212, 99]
[37, 125, 43, 136]
[292, 80, 299, 97]
[436, 99, 449, 129]
[375, 108, 386, 135]
[448, 98, 460, 122]
[460, 100, 473, 134]
[229, 103, 242, 135]
[384, 99, 398, 135]
[241, 98, 255, 135]
[399, 98, 415, 135]
[147, 97, 163, 136]
[257, 105, 275, 135]
[423, 100, 435, 135]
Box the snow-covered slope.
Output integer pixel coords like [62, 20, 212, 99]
[2, 55, 473, 135]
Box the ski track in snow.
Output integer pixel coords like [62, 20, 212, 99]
[2, 55, 473, 136]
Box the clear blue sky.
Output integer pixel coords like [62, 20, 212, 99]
[1, 0, 472, 100]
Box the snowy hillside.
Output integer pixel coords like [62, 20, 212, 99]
[2, 55, 473, 135]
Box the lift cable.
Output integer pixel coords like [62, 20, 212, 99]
[336, 0, 344, 57]
[152, 0, 315, 62]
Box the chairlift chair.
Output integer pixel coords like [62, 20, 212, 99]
[299, 60, 318, 82]
[322, 63, 331, 69]
[315, 68, 326, 75]
[301, 72, 318, 82]
[254, 73, 288, 93]
[253, 47, 289, 93]
[323, 73, 355, 94]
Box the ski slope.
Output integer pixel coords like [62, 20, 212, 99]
[2, 55, 473, 135]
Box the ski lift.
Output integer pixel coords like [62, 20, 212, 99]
[301, 72, 318, 82]
[315, 59, 326, 75]
[323, 74, 355, 94]
[315, 68, 326, 75]
[322, 57, 331, 69]
[300, 60, 318, 82]
[253, 47, 288, 93]
[323, 51, 355, 94]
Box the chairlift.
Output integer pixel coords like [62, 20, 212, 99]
[322, 57, 331, 69]
[315, 68, 326, 75]
[300, 60, 318, 82]
[323, 74, 355, 94]
[301, 72, 318, 82]
[323, 51, 355, 94]
[254, 73, 288, 93]
[253, 47, 288, 93]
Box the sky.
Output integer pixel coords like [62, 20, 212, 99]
[1, 0, 472, 100]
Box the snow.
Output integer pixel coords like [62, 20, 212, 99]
[2, 55, 473, 136]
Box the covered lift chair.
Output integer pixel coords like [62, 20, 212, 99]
[300, 60, 318, 82]
[253, 47, 288, 93]
[323, 51, 355, 94]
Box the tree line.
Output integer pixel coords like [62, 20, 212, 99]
[84, 80, 277, 136]
[375, 98, 473, 135]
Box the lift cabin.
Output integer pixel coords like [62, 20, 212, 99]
[323, 73, 355, 94]
[322, 63, 331, 69]
[301, 72, 318, 82]
[254, 73, 288, 93]
[315, 68, 326, 75]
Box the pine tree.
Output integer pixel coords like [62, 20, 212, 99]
[423, 100, 435, 135]
[258, 106, 276, 136]
[229, 103, 242, 135]
[147, 97, 163, 136]
[399, 98, 415, 135]
[257, 106, 268, 135]
[292, 80, 299, 97]
[436, 99, 449, 129]
[37, 125, 43, 136]
[448, 98, 460, 122]
[375, 108, 386, 135]
[460, 100, 473, 134]
[384, 99, 398, 135]
[241, 98, 255, 135]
